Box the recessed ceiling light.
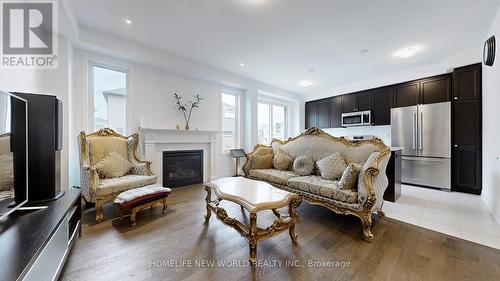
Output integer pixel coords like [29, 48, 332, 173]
[125, 19, 132, 25]
[240, 63, 245, 67]
[394, 46, 422, 58]
[308, 68, 315, 72]
[298, 80, 315, 88]
[360, 49, 368, 54]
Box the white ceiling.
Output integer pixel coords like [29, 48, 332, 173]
[71, 0, 500, 96]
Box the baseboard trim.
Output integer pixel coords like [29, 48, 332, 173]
[482, 196, 500, 226]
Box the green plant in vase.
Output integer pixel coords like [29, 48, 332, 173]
[174, 93, 203, 130]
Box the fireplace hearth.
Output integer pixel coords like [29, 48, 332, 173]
[163, 150, 203, 188]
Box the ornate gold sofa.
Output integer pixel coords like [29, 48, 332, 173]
[242, 128, 390, 241]
[78, 128, 157, 222]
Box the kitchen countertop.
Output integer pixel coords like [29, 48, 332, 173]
[390, 147, 403, 151]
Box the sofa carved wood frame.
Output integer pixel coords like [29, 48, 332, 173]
[242, 127, 390, 241]
[79, 128, 154, 223]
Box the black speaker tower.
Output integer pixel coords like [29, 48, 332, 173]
[13, 93, 63, 202]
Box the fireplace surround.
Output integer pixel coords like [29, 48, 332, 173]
[163, 150, 203, 188]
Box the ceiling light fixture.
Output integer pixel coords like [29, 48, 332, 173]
[394, 46, 422, 58]
[240, 63, 245, 67]
[125, 19, 132, 25]
[359, 49, 368, 54]
[298, 80, 315, 88]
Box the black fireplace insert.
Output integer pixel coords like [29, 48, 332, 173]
[163, 150, 203, 188]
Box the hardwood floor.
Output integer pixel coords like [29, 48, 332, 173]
[62, 184, 500, 281]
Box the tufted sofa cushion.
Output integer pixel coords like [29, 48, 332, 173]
[287, 176, 358, 203]
[293, 155, 314, 176]
[273, 149, 294, 171]
[280, 135, 380, 165]
[249, 169, 298, 186]
[316, 152, 347, 180]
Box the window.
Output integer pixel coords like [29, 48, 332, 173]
[221, 91, 239, 151]
[257, 101, 287, 144]
[91, 65, 127, 134]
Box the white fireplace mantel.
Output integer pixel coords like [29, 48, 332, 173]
[139, 127, 220, 184]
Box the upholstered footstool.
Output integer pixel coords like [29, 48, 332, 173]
[114, 184, 172, 226]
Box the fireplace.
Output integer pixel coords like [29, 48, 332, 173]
[163, 150, 203, 188]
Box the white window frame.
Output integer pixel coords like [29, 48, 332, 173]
[257, 100, 289, 144]
[220, 88, 241, 152]
[88, 61, 131, 134]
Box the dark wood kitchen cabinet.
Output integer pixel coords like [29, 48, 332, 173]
[330, 96, 343, 128]
[392, 74, 451, 108]
[393, 81, 419, 108]
[356, 91, 372, 111]
[341, 91, 371, 112]
[317, 99, 331, 128]
[420, 75, 451, 104]
[452, 63, 482, 194]
[305, 101, 318, 129]
[342, 94, 357, 113]
[371, 87, 391, 125]
[453, 64, 481, 100]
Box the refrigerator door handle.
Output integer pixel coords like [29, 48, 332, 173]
[419, 112, 423, 150]
[412, 112, 417, 150]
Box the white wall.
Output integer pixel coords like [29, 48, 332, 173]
[0, 37, 73, 191]
[482, 5, 500, 225]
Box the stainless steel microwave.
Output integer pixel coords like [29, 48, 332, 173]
[341, 110, 371, 127]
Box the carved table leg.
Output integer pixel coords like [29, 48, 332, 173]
[249, 212, 257, 266]
[95, 200, 104, 223]
[162, 198, 168, 214]
[288, 199, 298, 243]
[204, 186, 212, 222]
[130, 208, 137, 226]
[360, 214, 374, 241]
[271, 208, 281, 218]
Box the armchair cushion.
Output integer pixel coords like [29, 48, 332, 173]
[94, 151, 132, 178]
[88, 136, 128, 165]
[96, 174, 158, 197]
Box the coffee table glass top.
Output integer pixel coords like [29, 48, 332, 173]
[206, 177, 298, 212]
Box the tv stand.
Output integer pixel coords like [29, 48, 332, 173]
[0, 188, 81, 281]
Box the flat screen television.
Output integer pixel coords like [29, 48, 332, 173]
[0, 91, 28, 219]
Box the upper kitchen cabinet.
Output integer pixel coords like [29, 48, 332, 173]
[420, 75, 451, 104]
[357, 91, 372, 111]
[371, 87, 391, 125]
[341, 94, 357, 113]
[453, 63, 481, 101]
[392, 75, 452, 108]
[330, 96, 343, 128]
[305, 102, 318, 129]
[341, 91, 371, 112]
[393, 81, 420, 108]
[317, 99, 331, 128]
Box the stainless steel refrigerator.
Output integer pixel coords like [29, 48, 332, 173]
[391, 102, 451, 189]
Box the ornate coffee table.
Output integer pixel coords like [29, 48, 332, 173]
[204, 177, 300, 265]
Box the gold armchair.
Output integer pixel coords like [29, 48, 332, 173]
[78, 128, 157, 222]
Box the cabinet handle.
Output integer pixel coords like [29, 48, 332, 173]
[454, 144, 458, 148]
[453, 97, 458, 100]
